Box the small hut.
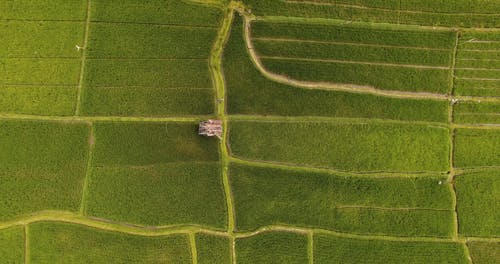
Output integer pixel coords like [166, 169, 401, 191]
[198, 120, 223, 138]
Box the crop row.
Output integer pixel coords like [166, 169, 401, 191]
[251, 21, 456, 49]
[251, 20, 454, 93]
[224, 17, 450, 122]
[242, 0, 500, 27]
[253, 39, 452, 66]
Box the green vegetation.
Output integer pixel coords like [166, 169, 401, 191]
[86, 122, 226, 227]
[453, 101, 500, 124]
[0, 120, 89, 221]
[230, 163, 454, 236]
[86, 23, 217, 58]
[261, 58, 451, 93]
[455, 171, 500, 237]
[253, 40, 452, 66]
[196, 234, 231, 264]
[468, 241, 500, 264]
[86, 163, 227, 228]
[0, 227, 24, 264]
[81, 87, 214, 116]
[241, 0, 499, 27]
[454, 31, 500, 97]
[251, 21, 456, 49]
[0, 58, 81, 85]
[224, 16, 449, 122]
[80, 59, 214, 116]
[0, 86, 77, 116]
[0, 0, 87, 20]
[29, 222, 192, 263]
[314, 234, 468, 263]
[235, 231, 309, 264]
[229, 120, 450, 172]
[0, 21, 84, 58]
[92, 122, 219, 166]
[454, 129, 500, 168]
[90, 0, 223, 26]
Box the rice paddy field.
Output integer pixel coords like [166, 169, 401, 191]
[0, 0, 498, 263]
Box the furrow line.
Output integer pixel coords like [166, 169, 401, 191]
[74, 0, 92, 116]
[79, 123, 95, 215]
[252, 37, 450, 51]
[259, 55, 450, 69]
[89, 20, 218, 29]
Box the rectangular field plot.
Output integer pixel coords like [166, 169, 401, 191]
[196, 234, 231, 264]
[0, 86, 77, 116]
[0, 0, 87, 20]
[228, 121, 450, 172]
[456, 170, 500, 237]
[0, 21, 84, 58]
[86, 23, 217, 59]
[454, 129, 500, 168]
[86, 122, 226, 228]
[242, 0, 499, 27]
[80, 59, 214, 116]
[80, 86, 214, 117]
[86, 163, 227, 228]
[230, 163, 454, 236]
[454, 31, 500, 97]
[0, 58, 81, 86]
[235, 231, 309, 264]
[314, 234, 468, 264]
[90, 0, 223, 26]
[468, 241, 500, 264]
[224, 17, 449, 123]
[453, 101, 500, 124]
[0, 120, 90, 221]
[92, 122, 219, 166]
[28, 222, 192, 264]
[251, 20, 454, 94]
[0, 226, 24, 264]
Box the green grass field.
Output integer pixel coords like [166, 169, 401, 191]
[467, 241, 500, 264]
[0, 226, 24, 264]
[0, 0, 498, 262]
[224, 16, 450, 122]
[28, 222, 192, 263]
[455, 170, 500, 237]
[235, 231, 309, 264]
[0, 120, 89, 221]
[230, 163, 454, 236]
[229, 120, 450, 172]
[314, 234, 469, 263]
[196, 234, 231, 264]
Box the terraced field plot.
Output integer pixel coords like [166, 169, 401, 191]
[0, 0, 499, 263]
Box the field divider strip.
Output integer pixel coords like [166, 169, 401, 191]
[228, 114, 450, 127]
[228, 156, 450, 179]
[0, 114, 210, 123]
[189, 232, 198, 264]
[24, 224, 29, 264]
[0, 84, 79, 87]
[252, 37, 451, 51]
[86, 57, 208, 61]
[455, 67, 500, 71]
[79, 123, 95, 215]
[74, 0, 92, 116]
[284, 0, 500, 16]
[259, 55, 450, 69]
[455, 77, 500, 81]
